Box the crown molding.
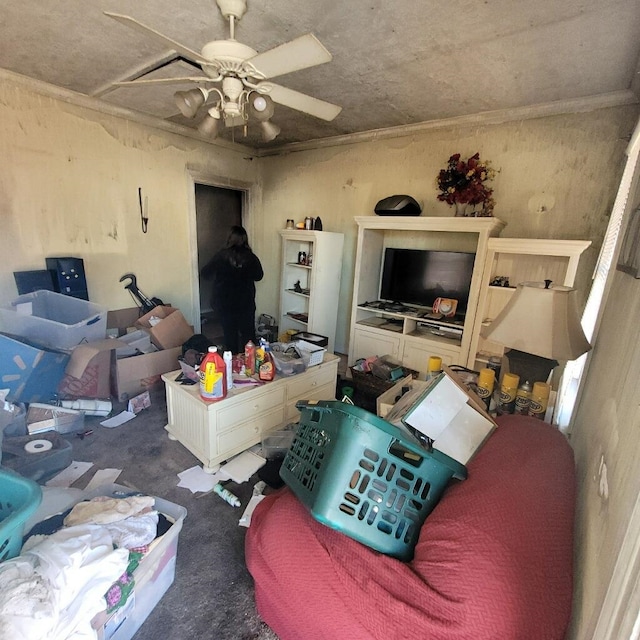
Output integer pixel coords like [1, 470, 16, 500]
[0, 68, 257, 157]
[257, 90, 640, 157]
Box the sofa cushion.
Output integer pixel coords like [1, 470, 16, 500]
[245, 414, 575, 640]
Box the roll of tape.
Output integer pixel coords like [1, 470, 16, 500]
[24, 439, 53, 454]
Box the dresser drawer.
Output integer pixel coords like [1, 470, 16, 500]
[287, 366, 337, 403]
[217, 386, 285, 431]
[285, 382, 336, 422]
[217, 407, 285, 456]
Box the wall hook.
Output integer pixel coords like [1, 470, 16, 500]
[138, 187, 149, 233]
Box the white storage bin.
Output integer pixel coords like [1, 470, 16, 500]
[87, 484, 187, 640]
[294, 339, 326, 366]
[0, 290, 107, 351]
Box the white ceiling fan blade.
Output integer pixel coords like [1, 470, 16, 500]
[258, 83, 341, 121]
[104, 12, 207, 65]
[113, 77, 211, 87]
[247, 34, 332, 79]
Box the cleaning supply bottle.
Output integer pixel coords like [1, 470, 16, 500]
[199, 346, 227, 402]
[259, 342, 276, 381]
[426, 356, 442, 381]
[244, 340, 256, 376]
[528, 381, 551, 420]
[256, 338, 267, 372]
[497, 372, 519, 415]
[223, 350, 233, 392]
[514, 380, 533, 415]
[213, 483, 240, 507]
[476, 368, 495, 411]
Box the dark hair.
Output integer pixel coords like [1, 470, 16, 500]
[226, 225, 251, 250]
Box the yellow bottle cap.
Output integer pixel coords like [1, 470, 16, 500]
[532, 381, 551, 399]
[502, 372, 520, 389]
[427, 356, 442, 372]
[478, 368, 495, 386]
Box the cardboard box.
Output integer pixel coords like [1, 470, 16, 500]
[376, 374, 416, 419]
[384, 366, 497, 465]
[60, 308, 182, 401]
[58, 339, 113, 399]
[0, 333, 70, 403]
[107, 308, 142, 337]
[113, 346, 181, 402]
[135, 306, 194, 350]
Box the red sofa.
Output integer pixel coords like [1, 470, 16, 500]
[245, 414, 576, 640]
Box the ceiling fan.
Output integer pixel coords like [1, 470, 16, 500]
[104, 0, 342, 142]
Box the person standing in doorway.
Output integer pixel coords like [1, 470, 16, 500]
[200, 225, 264, 354]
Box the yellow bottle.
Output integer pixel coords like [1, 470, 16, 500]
[476, 368, 495, 411]
[497, 372, 520, 415]
[426, 356, 443, 381]
[528, 382, 551, 420]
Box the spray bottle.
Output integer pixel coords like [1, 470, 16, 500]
[244, 340, 256, 376]
[258, 340, 276, 381]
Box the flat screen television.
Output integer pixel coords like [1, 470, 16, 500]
[379, 248, 475, 314]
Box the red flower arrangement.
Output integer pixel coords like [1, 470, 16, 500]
[437, 152, 496, 216]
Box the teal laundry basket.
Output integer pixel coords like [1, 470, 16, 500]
[280, 400, 467, 561]
[0, 468, 42, 561]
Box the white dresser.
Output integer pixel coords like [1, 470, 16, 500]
[161, 354, 339, 471]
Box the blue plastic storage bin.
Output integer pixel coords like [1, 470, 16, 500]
[280, 400, 467, 561]
[0, 468, 42, 561]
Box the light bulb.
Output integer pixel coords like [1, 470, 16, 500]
[253, 96, 268, 112]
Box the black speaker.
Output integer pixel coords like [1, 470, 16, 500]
[374, 195, 422, 216]
[45, 257, 89, 300]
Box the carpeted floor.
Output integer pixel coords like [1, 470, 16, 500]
[70, 384, 280, 640]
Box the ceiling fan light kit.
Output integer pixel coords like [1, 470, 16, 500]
[104, 0, 341, 143]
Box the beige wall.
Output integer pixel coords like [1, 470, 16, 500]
[0, 78, 259, 327]
[256, 108, 637, 353]
[569, 171, 640, 638]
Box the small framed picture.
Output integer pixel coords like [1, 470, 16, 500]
[617, 205, 640, 278]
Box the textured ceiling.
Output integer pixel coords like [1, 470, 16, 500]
[1, 0, 639, 149]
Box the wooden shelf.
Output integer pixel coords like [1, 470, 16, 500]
[279, 230, 344, 352]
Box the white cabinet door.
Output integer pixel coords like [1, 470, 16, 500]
[401, 338, 460, 374]
[352, 326, 401, 362]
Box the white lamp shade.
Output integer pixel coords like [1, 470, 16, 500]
[197, 108, 221, 138]
[175, 88, 208, 118]
[261, 120, 281, 142]
[481, 281, 591, 361]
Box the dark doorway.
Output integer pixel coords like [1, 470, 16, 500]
[196, 184, 243, 343]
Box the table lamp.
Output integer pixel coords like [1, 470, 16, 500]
[480, 280, 592, 384]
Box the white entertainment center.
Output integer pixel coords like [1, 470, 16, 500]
[347, 216, 591, 376]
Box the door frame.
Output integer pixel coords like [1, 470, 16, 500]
[185, 168, 255, 333]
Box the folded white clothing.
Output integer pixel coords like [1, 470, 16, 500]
[63, 495, 155, 526]
[104, 511, 159, 549]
